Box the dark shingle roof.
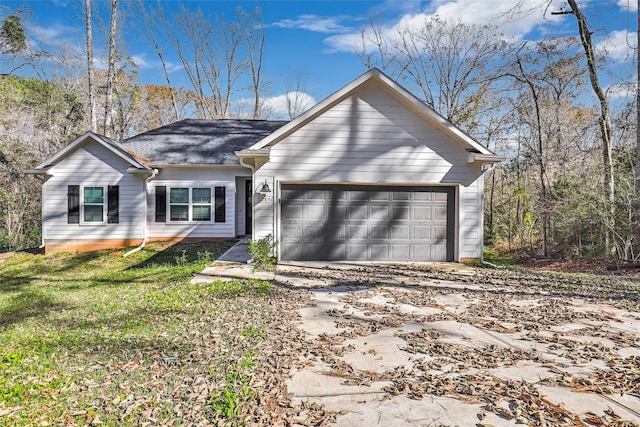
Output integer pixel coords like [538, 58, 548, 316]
[120, 119, 288, 165]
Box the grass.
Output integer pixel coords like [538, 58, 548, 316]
[0, 240, 276, 426]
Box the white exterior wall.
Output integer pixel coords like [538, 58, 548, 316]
[146, 166, 249, 239]
[254, 80, 485, 260]
[43, 140, 145, 241]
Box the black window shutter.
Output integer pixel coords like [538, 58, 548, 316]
[155, 186, 166, 222]
[215, 186, 225, 222]
[107, 185, 119, 223]
[68, 185, 80, 224]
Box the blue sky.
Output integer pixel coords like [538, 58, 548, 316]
[1, 0, 637, 117]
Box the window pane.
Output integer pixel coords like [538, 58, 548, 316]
[170, 205, 189, 221]
[170, 188, 189, 203]
[84, 205, 103, 222]
[84, 187, 104, 204]
[193, 205, 211, 221]
[192, 188, 211, 204]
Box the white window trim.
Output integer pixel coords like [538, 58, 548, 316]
[80, 185, 107, 225]
[167, 186, 213, 223]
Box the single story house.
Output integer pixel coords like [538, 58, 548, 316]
[26, 68, 504, 262]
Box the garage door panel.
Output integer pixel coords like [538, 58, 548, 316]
[393, 192, 410, 201]
[349, 205, 368, 219]
[329, 205, 348, 219]
[281, 224, 302, 242]
[282, 204, 303, 220]
[347, 244, 368, 260]
[392, 244, 410, 259]
[412, 244, 432, 259]
[434, 206, 448, 220]
[371, 191, 390, 201]
[349, 224, 368, 240]
[413, 225, 431, 240]
[413, 206, 431, 220]
[392, 225, 410, 240]
[280, 185, 453, 261]
[433, 225, 447, 240]
[433, 192, 449, 202]
[413, 192, 432, 201]
[430, 244, 447, 261]
[392, 206, 410, 220]
[370, 244, 390, 259]
[306, 190, 325, 200]
[305, 204, 325, 220]
[371, 225, 389, 240]
[370, 205, 390, 220]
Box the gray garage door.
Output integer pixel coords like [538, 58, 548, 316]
[280, 185, 454, 262]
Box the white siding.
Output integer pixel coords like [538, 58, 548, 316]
[43, 140, 144, 241]
[254, 80, 485, 260]
[146, 166, 248, 239]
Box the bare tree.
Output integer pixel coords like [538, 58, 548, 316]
[358, 16, 509, 130]
[152, 4, 265, 119]
[239, 6, 265, 119]
[136, 1, 179, 122]
[283, 70, 313, 119]
[84, 0, 97, 132]
[103, 0, 118, 137]
[551, 0, 616, 256]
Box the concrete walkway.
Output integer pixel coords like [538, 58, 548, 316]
[191, 245, 640, 426]
[191, 237, 275, 282]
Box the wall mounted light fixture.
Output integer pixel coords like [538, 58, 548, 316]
[257, 179, 271, 193]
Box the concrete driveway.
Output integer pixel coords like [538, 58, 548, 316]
[194, 245, 640, 426]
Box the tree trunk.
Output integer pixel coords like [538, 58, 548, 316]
[84, 0, 97, 133]
[515, 56, 548, 257]
[103, 0, 118, 137]
[566, 0, 615, 257]
[636, 0, 640, 257]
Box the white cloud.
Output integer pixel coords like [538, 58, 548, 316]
[606, 83, 636, 99]
[270, 14, 352, 33]
[29, 23, 77, 45]
[325, 0, 566, 53]
[595, 30, 636, 63]
[618, 0, 638, 11]
[130, 53, 184, 74]
[234, 92, 316, 119]
[131, 54, 151, 69]
[262, 92, 316, 118]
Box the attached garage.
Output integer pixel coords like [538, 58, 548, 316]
[280, 184, 454, 262]
[237, 68, 504, 263]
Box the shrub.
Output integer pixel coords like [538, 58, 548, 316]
[248, 234, 277, 272]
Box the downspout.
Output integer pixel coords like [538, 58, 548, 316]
[124, 169, 158, 257]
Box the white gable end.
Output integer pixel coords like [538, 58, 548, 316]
[261, 80, 483, 185]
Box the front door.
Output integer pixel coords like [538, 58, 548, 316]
[245, 179, 252, 235]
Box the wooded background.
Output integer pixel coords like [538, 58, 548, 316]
[0, 1, 637, 261]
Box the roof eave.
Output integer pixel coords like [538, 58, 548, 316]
[32, 131, 149, 171]
[24, 166, 54, 176]
[468, 153, 507, 164]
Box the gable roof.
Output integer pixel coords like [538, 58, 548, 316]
[121, 119, 288, 166]
[29, 131, 150, 172]
[244, 68, 503, 163]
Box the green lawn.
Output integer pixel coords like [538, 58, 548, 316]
[0, 241, 280, 426]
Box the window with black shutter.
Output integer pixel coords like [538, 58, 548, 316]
[68, 185, 80, 224]
[214, 186, 225, 222]
[155, 186, 166, 222]
[107, 185, 119, 223]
